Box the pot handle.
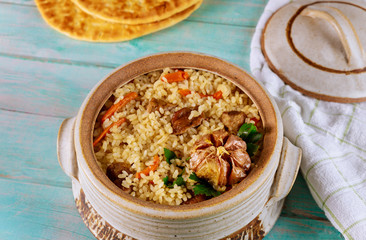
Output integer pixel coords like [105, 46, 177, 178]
[57, 117, 79, 181]
[300, 5, 365, 68]
[268, 137, 302, 204]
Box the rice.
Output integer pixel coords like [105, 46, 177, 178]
[93, 68, 261, 205]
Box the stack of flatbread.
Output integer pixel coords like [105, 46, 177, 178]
[35, 0, 202, 42]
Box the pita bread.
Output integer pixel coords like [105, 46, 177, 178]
[71, 0, 201, 24]
[35, 0, 201, 42]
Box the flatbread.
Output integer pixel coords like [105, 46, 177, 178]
[71, 0, 201, 24]
[35, 0, 202, 42]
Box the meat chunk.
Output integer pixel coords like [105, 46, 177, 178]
[106, 162, 133, 193]
[171, 107, 204, 135]
[111, 178, 130, 193]
[106, 162, 131, 181]
[220, 111, 246, 133]
[147, 98, 176, 113]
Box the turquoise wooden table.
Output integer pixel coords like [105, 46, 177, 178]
[0, 0, 344, 239]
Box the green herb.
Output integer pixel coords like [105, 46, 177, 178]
[163, 176, 169, 185]
[173, 176, 185, 186]
[237, 123, 257, 139]
[186, 156, 191, 161]
[247, 143, 260, 157]
[189, 173, 221, 197]
[163, 168, 186, 188]
[164, 148, 177, 164]
[246, 132, 263, 144]
[237, 123, 263, 156]
[189, 172, 200, 182]
[164, 176, 186, 188]
[192, 184, 221, 197]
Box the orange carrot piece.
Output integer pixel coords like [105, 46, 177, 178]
[101, 92, 138, 122]
[93, 118, 127, 147]
[136, 155, 160, 179]
[162, 71, 189, 83]
[178, 89, 192, 97]
[199, 90, 223, 100]
[213, 90, 223, 100]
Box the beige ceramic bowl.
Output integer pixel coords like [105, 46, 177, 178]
[57, 52, 301, 240]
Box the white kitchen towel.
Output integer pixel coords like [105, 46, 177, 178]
[250, 1, 366, 239]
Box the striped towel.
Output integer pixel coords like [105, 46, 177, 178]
[250, 0, 366, 239]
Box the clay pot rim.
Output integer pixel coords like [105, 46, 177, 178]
[75, 51, 282, 216]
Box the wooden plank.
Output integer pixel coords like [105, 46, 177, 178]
[0, 56, 110, 117]
[282, 173, 329, 221]
[266, 216, 343, 239]
[190, 0, 267, 27]
[0, 109, 69, 188]
[267, 174, 342, 239]
[0, 3, 253, 71]
[0, 178, 94, 240]
[0, 0, 34, 5]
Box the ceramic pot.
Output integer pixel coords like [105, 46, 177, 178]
[57, 52, 301, 240]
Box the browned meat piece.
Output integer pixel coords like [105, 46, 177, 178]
[111, 178, 132, 194]
[224, 135, 247, 151]
[106, 162, 133, 193]
[182, 194, 206, 205]
[171, 107, 204, 135]
[106, 162, 131, 181]
[147, 98, 176, 113]
[220, 111, 246, 133]
[211, 129, 229, 147]
[189, 129, 252, 189]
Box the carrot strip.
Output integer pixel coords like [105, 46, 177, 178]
[178, 89, 191, 97]
[213, 90, 223, 100]
[162, 71, 189, 83]
[136, 155, 160, 179]
[198, 90, 223, 100]
[101, 92, 138, 122]
[93, 118, 127, 147]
